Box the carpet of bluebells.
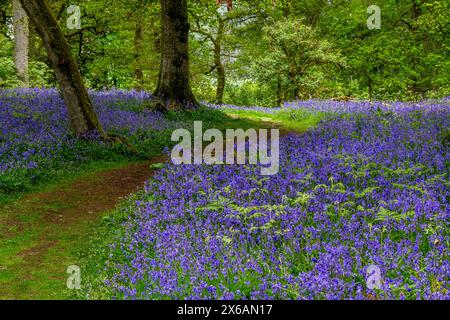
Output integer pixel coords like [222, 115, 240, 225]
[99, 99, 449, 300]
[0, 89, 175, 195]
[1, 89, 448, 299]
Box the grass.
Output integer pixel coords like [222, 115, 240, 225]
[221, 107, 325, 133]
[72, 193, 144, 299]
[0, 181, 96, 299]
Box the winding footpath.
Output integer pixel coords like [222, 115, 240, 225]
[0, 156, 166, 299]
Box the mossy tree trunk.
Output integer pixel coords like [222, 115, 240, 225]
[19, 0, 105, 137]
[155, 0, 197, 109]
[134, 16, 144, 91]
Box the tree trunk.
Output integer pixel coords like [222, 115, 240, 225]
[19, 0, 104, 137]
[155, 0, 197, 109]
[276, 77, 283, 106]
[214, 18, 225, 105]
[13, 0, 29, 86]
[133, 16, 144, 91]
[368, 75, 373, 101]
[215, 58, 225, 105]
[282, 0, 290, 17]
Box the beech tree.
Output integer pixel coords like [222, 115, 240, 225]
[12, 0, 29, 86]
[18, 0, 105, 137]
[154, 0, 197, 109]
[191, 1, 258, 105]
[191, 6, 229, 105]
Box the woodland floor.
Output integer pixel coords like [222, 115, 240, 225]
[0, 155, 166, 299]
[0, 110, 299, 300]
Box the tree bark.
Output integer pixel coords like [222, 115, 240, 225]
[368, 75, 373, 101]
[13, 0, 29, 86]
[134, 16, 144, 91]
[276, 77, 283, 106]
[18, 0, 104, 137]
[155, 0, 197, 109]
[214, 18, 225, 104]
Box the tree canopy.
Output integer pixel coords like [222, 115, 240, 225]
[0, 0, 448, 105]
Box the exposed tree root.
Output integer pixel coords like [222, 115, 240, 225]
[102, 132, 139, 154]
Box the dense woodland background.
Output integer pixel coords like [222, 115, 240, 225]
[0, 0, 449, 106]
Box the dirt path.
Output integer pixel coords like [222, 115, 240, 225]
[0, 156, 166, 299]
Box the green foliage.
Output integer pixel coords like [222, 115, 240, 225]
[224, 81, 275, 106]
[316, 0, 450, 100]
[225, 0, 449, 103]
[0, 57, 21, 88]
[256, 18, 345, 101]
[0, 57, 54, 88]
[0, 0, 448, 102]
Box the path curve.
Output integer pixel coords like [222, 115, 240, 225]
[0, 156, 166, 299]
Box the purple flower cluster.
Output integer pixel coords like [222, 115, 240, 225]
[206, 97, 450, 115]
[283, 98, 450, 115]
[104, 101, 449, 300]
[0, 88, 170, 174]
